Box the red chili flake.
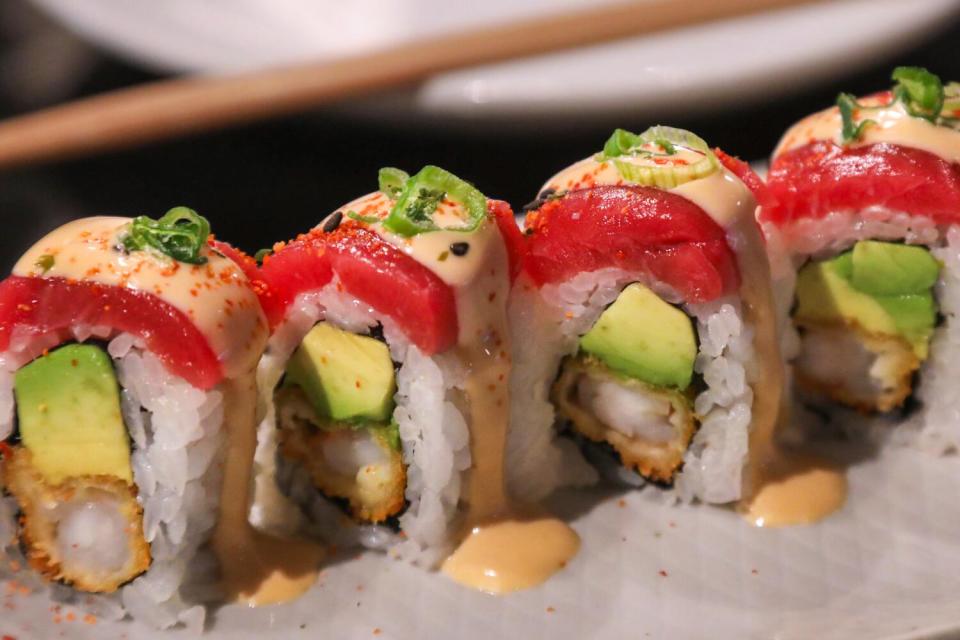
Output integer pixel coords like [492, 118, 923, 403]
[103, 305, 111, 312]
[356, 585, 364, 592]
[65, 612, 76, 622]
[617, 499, 626, 508]
[159, 262, 180, 277]
[355, 380, 362, 389]
[751, 569, 758, 575]
[40, 349, 49, 357]
[373, 629, 382, 636]
[16, 304, 31, 312]
[658, 570, 668, 577]
[4, 634, 16, 640]
[546, 606, 556, 613]
[82, 614, 96, 625]
[70, 359, 78, 367]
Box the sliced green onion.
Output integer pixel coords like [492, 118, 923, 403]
[382, 166, 487, 237]
[599, 125, 720, 188]
[600, 128, 643, 159]
[892, 66, 943, 122]
[378, 167, 410, 199]
[35, 254, 55, 273]
[121, 206, 210, 265]
[654, 138, 677, 155]
[942, 82, 960, 126]
[253, 248, 272, 264]
[346, 210, 380, 224]
[837, 93, 877, 143]
[613, 156, 719, 189]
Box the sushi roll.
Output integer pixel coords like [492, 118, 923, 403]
[508, 125, 805, 510]
[0, 209, 318, 628]
[762, 67, 960, 450]
[252, 165, 578, 589]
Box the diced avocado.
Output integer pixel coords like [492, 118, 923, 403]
[14, 344, 132, 485]
[795, 257, 898, 336]
[851, 241, 940, 295]
[794, 241, 939, 358]
[875, 292, 937, 358]
[579, 283, 696, 389]
[285, 322, 396, 422]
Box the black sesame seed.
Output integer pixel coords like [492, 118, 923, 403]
[322, 211, 344, 233]
[450, 242, 470, 257]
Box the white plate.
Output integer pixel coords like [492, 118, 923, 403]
[4, 443, 960, 639]
[27, 0, 960, 122]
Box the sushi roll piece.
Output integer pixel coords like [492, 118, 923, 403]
[252, 165, 578, 590]
[508, 125, 838, 517]
[762, 67, 960, 450]
[0, 209, 320, 628]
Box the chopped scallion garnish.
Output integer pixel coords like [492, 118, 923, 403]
[838, 93, 877, 144]
[837, 67, 957, 142]
[597, 126, 720, 188]
[346, 210, 380, 224]
[121, 207, 210, 265]
[892, 66, 943, 122]
[382, 166, 487, 237]
[378, 167, 410, 199]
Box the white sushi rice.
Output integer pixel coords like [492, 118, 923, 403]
[0, 328, 222, 633]
[764, 206, 960, 454]
[251, 279, 471, 567]
[507, 268, 756, 504]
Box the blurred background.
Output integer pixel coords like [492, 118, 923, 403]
[0, 0, 958, 265]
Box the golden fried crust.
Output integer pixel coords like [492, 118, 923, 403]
[276, 387, 406, 524]
[795, 322, 920, 414]
[552, 357, 696, 484]
[1, 447, 151, 593]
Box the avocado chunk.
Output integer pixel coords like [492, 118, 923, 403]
[14, 344, 132, 485]
[794, 241, 939, 358]
[284, 322, 396, 422]
[850, 241, 940, 295]
[579, 283, 696, 389]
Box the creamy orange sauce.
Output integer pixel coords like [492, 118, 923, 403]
[213, 373, 324, 606]
[439, 224, 578, 591]
[13, 217, 267, 379]
[441, 516, 580, 594]
[743, 453, 847, 527]
[545, 153, 848, 525]
[773, 95, 960, 162]
[333, 190, 579, 591]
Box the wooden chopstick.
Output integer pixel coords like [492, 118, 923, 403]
[0, 0, 821, 169]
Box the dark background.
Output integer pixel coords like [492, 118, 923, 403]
[0, 2, 959, 266]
